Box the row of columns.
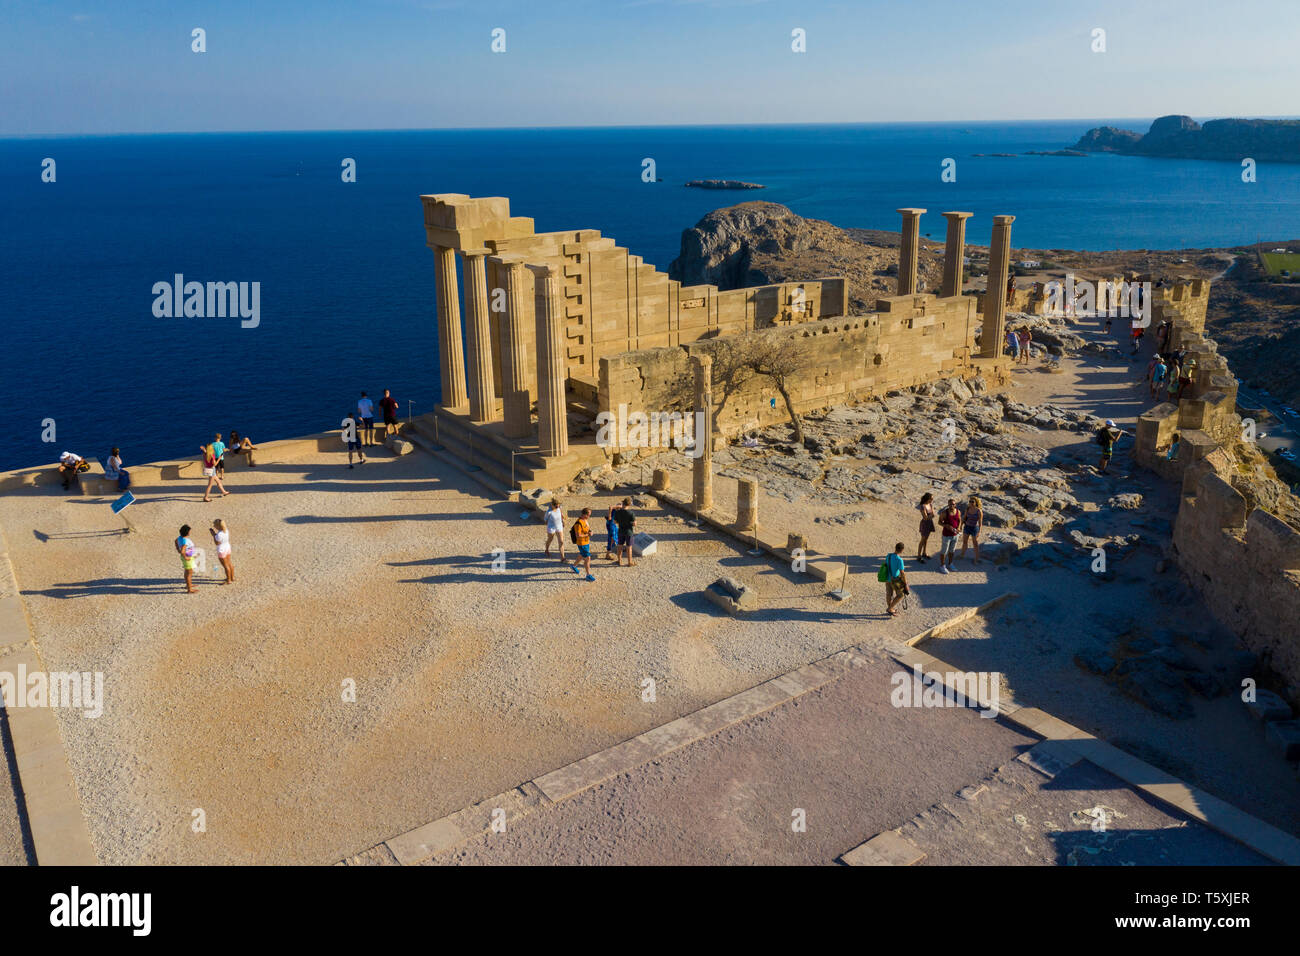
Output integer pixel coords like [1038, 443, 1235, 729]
[895, 207, 1015, 360]
[430, 248, 569, 458]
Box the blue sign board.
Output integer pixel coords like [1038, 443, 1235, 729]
[111, 491, 136, 514]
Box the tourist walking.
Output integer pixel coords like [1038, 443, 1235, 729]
[884, 542, 909, 617]
[604, 501, 622, 560]
[1017, 327, 1032, 364]
[200, 443, 228, 501]
[1005, 327, 1020, 362]
[228, 430, 258, 467]
[210, 518, 234, 584]
[211, 433, 228, 477]
[379, 389, 400, 442]
[104, 447, 130, 490]
[1096, 419, 1124, 474]
[1147, 354, 1163, 399]
[176, 525, 198, 594]
[916, 492, 936, 563]
[569, 507, 595, 582]
[544, 499, 566, 563]
[1165, 360, 1181, 404]
[1176, 359, 1195, 401]
[57, 451, 85, 491]
[343, 411, 365, 467]
[937, 498, 962, 573]
[357, 392, 376, 446]
[959, 495, 984, 563]
[614, 497, 637, 567]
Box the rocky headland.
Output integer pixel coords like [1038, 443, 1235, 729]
[1072, 114, 1300, 163]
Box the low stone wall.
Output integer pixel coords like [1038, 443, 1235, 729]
[0, 429, 366, 493]
[599, 291, 998, 444]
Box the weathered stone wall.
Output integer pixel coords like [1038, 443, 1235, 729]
[1131, 278, 1300, 701]
[599, 291, 988, 441]
[1173, 450, 1300, 699]
[490, 230, 847, 388]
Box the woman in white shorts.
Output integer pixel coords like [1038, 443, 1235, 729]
[210, 518, 234, 584]
[543, 500, 566, 563]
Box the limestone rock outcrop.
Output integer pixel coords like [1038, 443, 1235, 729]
[668, 202, 943, 311]
[1073, 115, 1300, 163]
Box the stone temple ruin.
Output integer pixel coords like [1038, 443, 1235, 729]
[416, 194, 1016, 490]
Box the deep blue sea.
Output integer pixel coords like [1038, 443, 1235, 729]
[3, 121, 1298, 473]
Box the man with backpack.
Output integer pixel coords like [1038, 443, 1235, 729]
[569, 507, 595, 582]
[1097, 419, 1124, 474]
[881, 542, 909, 617]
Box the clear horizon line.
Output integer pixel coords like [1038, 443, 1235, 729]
[5, 114, 1300, 140]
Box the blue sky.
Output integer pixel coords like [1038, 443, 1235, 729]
[2, 0, 1297, 134]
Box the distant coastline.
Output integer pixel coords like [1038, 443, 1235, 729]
[1072, 114, 1300, 163]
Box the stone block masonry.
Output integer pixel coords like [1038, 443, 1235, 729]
[601, 291, 991, 442]
[1130, 277, 1300, 704]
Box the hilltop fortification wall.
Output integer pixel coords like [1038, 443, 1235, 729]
[1133, 278, 1300, 699]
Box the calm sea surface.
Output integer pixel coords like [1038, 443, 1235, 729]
[3, 122, 1297, 471]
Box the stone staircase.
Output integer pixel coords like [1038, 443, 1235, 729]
[401, 410, 608, 497]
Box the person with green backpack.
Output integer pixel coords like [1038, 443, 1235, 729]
[879, 542, 909, 617]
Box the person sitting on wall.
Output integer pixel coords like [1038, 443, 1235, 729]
[57, 451, 87, 491]
[104, 447, 131, 490]
[227, 430, 258, 467]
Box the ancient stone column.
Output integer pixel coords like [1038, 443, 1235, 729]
[896, 208, 927, 296]
[498, 258, 534, 439]
[736, 478, 758, 532]
[462, 249, 499, 424]
[940, 211, 973, 297]
[981, 215, 1016, 358]
[529, 264, 568, 458]
[433, 245, 468, 409]
[692, 353, 713, 513]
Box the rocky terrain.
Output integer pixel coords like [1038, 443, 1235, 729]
[1072, 114, 1300, 163]
[667, 201, 943, 311]
[668, 201, 1300, 412]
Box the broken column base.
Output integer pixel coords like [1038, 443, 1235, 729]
[703, 576, 758, 615]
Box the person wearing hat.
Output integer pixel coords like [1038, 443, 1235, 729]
[1176, 358, 1196, 402]
[1096, 419, 1125, 474]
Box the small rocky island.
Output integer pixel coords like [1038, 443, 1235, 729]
[684, 180, 766, 190]
[1072, 114, 1300, 163]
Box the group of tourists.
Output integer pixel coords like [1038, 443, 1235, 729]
[915, 492, 984, 571]
[174, 520, 235, 593]
[343, 389, 401, 467]
[1004, 325, 1034, 365]
[1147, 348, 1195, 406]
[543, 498, 638, 582]
[199, 431, 258, 500]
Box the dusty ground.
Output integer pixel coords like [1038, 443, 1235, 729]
[0, 446, 997, 865]
[0, 306, 1293, 865]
